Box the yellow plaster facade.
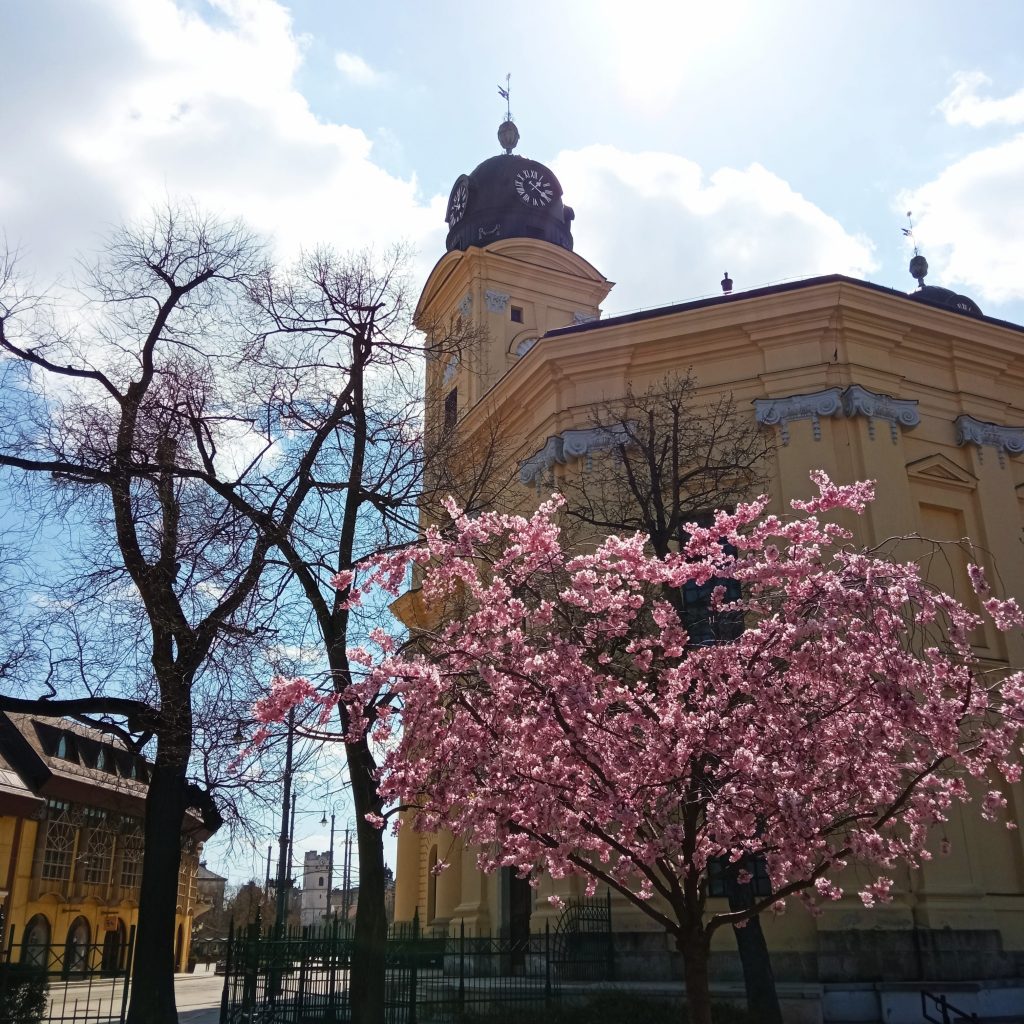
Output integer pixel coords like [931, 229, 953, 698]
[0, 713, 208, 973]
[398, 225, 1024, 989]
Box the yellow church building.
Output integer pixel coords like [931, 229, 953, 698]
[394, 120, 1024, 1021]
[0, 711, 212, 974]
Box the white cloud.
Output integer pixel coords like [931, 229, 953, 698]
[939, 71, 1024, 128]
[901, 134, 1024, 305]
[334, 51, 384, 87]
[553, 145, 876, 313]
[0, 0, 443, 285]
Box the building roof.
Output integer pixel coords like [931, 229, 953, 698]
[0, 711, 218, 837]
[196, 864, 228, 883]
[543, 273, 1024, 340]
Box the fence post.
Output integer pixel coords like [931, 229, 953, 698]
[459, 918, 466, 1021]
[606, 888, 615, 981]
[0, 923, 15, 1012]
[218, 919, 234, 1024]
[326, 916, 338, 1024]
[409, 908, 419, 1024]
[119, 925, 136, 1023]
[545, 921, 552, 1012]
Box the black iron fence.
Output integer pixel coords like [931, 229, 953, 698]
[219, 897, 613, 1024]
[0, 925, 135, 1024]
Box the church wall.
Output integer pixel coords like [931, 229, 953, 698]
[406, 242, 1024, 988]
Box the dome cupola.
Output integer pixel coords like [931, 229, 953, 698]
[444, 122, 575, 253]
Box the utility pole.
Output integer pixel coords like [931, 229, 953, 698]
[342, 828, 352, 924]
[325, 813, 335, 925]
[274, 707, 296, 931]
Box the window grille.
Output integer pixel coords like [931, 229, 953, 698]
[39, 801, 75, 882]
[119, 821, 144, 892]
[80, 807, 114, 886]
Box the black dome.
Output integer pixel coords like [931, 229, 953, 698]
[445, 152, 575, 252]
[908, 285, 983, 318]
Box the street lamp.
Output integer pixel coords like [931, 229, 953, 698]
[273, 707, 297, 932]
[320, 810, 336, 925]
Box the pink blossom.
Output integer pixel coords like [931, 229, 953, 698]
[311, 471, 1021, 978]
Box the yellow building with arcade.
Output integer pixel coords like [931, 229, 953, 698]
[0, 711, 213, 974]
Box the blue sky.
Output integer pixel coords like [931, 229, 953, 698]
[2, 0, 1024, 880]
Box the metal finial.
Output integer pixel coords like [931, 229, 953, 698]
[497, 74, 519, 154]
[903, 211, 928, 289]
[721, 271, 733, 295]
[498, 119, 519, 155]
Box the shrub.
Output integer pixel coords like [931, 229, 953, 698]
[0, 964, 47, 1024]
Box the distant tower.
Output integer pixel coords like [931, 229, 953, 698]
[300, 850, 332, 928]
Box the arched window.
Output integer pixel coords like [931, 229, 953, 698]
[64, 916, 90, 976]
[426, 845, 438, 923]
[22, 914, 50, 968]
[318, 876, 324, 887]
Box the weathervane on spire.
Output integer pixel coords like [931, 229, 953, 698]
[498, 73, 512, 122]
[496, 73, 520, 154]
[902, 210, 929, 290]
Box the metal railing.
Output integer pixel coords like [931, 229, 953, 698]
[0, 924, 135, 1023]
[219, 902, 614, 1024]
[921, 990, 981, 1024]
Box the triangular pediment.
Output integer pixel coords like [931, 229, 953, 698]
[906, 453, 977, 489]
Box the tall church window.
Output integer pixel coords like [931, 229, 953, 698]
[680, 514, 742, 647]
[444, 389, 458, 431]
[427, 845, 438, 923]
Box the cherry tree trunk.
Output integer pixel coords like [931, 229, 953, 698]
[678, 931, 713, 1024]
[347, 736, 388, 1024]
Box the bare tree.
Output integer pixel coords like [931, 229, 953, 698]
[174, 246, 514, 1024]
[0, 206, 296, 1024]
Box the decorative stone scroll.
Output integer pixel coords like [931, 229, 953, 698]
[484, 290, 510, 313]
[754, 388, 843, 445]
[519, 424, 631, 487]
[572, 310, 599, 325]
[841, 384, 920, 443]
[755, 385, 920, 446]
[955, 415, 1024, 468]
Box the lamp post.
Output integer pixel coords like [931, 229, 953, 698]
[274, 707, 296, 931]
[320, 810, 336, 926]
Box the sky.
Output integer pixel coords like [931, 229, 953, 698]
[2, 0, 1024, 881]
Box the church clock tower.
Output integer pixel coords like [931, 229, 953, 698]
[415, 120, 613, 432]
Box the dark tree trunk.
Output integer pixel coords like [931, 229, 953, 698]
[726, 869, 783, 1023]
[125, 752, 188, 1024]
[347, 736, 387, 1024]
[678, 929, 713, 1024]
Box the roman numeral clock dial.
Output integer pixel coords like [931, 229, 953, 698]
[514, 168, 554, 207]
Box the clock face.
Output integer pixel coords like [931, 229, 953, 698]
[514, 168, 554, 207]
[447, 179, 468, 225]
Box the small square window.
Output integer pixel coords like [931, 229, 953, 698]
[510, 306, 524, 323]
